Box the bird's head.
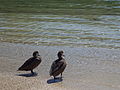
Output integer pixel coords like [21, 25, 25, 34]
[57, 50, 65, 59]
[33, 51, 39, 57]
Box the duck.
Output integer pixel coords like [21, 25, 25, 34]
[49, 50, 67, 79]
[18, 51, 42, 74]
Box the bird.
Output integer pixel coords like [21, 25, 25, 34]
[18, 51, 42, 74]
[49, 50, 67, 79]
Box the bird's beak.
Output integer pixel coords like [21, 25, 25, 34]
[63, 55, 65, 57]
[37, 53, 40, 56]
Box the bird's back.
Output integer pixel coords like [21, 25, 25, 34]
[18, 56, 41, 71]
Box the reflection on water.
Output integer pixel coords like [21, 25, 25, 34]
[17, 72, 38, 77]
[0, 13, 120, 49]
[47, 77, 63, 84]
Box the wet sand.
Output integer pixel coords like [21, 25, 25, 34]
[0, 42, 120, 90]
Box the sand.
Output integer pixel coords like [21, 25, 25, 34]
[0, 42, 120, 90]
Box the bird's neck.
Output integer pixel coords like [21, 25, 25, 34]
[58, 57, 63, 60]
[33, 56, 37, 58]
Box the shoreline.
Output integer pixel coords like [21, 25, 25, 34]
[0, 42, 120, 90]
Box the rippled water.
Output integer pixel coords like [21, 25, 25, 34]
[0, 0, 120, 49]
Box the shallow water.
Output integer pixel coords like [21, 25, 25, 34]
[0, 42, 120, 90]
[0, 0, 120, 49]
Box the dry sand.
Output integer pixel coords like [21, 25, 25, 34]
[0, 42, 120, 90]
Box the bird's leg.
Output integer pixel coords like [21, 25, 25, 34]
[31, 70, 34, 74]
[54, 76, 56, 80]
[61, 73, 62, 78]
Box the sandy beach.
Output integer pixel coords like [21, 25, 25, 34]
[0, 42, 120, 90]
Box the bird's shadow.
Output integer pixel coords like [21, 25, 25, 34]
[16, 72, 38, 77]
[47, 77, 63, 84]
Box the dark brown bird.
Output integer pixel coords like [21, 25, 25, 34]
[49, 50, 67, 79]
[18, 51, 42, 74]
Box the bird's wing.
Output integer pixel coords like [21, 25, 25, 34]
[27, 58, 41, 68]
[18, 57, 33, 70]
[50, 60, 64, 75]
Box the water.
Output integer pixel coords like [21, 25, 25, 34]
[0, 0, 120, 49]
